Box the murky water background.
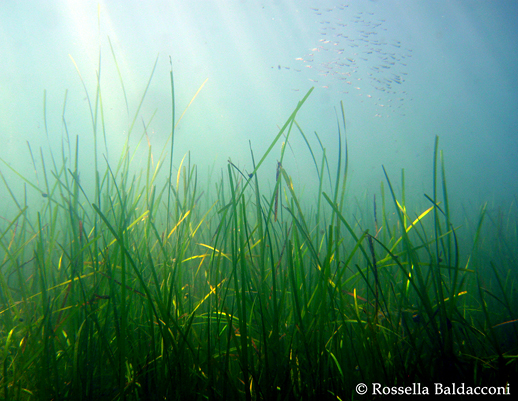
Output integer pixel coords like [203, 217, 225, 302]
[2, 0, 517, 221]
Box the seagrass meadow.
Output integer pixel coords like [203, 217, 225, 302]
[1, 58, 517, 401]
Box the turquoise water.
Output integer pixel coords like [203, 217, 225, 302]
[2, 1, 517, 215]
[1, 2, 517, 398]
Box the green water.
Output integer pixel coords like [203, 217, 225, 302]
[0, 70, 516, 399]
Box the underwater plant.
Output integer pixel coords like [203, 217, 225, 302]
[0, 51, 516, 401]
